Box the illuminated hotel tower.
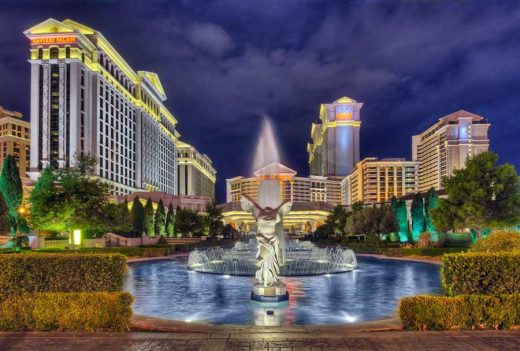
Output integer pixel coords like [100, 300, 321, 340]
[412, 110, 490, 193]
[24, 19, 180, 195]
[308, 97, 362, 177]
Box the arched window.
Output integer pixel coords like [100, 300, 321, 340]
[50, 47, 59, 59]
[37, 48, 43, 59]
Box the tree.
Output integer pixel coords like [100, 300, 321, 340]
[0, 155, 23, 237]
[314, 223, 333, 239]
[131, 196, 144, 236]
[379, 204, 399, 236]
[205, 201, 224, 237]
[431, 152, 520, 239]
[410, 193, 425, 242]
[165, 203, 175, 237]
[222, 223, 237, 239]
[396, 198, 409, 242]
[29, 154, 122, 235]
[326, 204, 348, 237]
[175, 207, 202, 237]
[154, 199, 166, 237]
[390, 196, 398, 213]
[143, 198, 154, 236]
[116, 198, 131, 234]
[424, 188, 440, 240]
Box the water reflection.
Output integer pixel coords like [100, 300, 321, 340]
[125, 256, 441, 325]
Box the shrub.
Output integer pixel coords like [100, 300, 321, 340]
[0, 254, 126, 297]
[156, 235, 168, 245]
[417, 232, 432, 248]
[383, 247, 467, 257]
[442, 252, 520, 296]
[470, 231, 520, 253]
[400, 294, 520, 330]
[0, 292, 132, 331]
[80, 246, 173, 257]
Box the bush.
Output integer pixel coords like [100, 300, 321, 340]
[156, 235, 168, 245]
[470, 231, 520, 253]
[383, 247, 467, 257]
[0, 254, 126, 297]
[80, 246, 173, 257]
[417, 232, 432, 248]
[400, 294, 520, 330]
[442, 252, 520, 296]
[0, 292, 133, 331]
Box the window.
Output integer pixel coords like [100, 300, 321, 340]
[65, 46, 70, 59]
[38, 48, 43, 59]
[50, 47, 59, 59]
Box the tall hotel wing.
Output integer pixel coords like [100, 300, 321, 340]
[24, 19, 180, 195]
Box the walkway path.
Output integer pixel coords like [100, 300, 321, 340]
[0, 330, 518, 350]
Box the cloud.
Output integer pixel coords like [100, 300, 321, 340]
[186, 22, 234, 56]
[1, 0, 520, 200]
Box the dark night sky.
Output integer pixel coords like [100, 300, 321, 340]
[1, 0, 520, 202]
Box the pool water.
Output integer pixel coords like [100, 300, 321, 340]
[124, 256, 441, 326]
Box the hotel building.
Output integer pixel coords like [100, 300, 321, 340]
[342, 157, 419, 205]
[226, 173, 342, 205]
[412, 110, 490, 193]
[24, 18, 183, 195]
[223, 163, 341, 234]
[308, 97, 362, 177]
[177, 140, 216, 198]
[0, 106, 31, 179]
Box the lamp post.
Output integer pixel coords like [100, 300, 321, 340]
[71, 229, 81, 250]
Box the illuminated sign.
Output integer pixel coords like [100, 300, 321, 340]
[31, 36, 76, 45]
[335, 105, 353, 120]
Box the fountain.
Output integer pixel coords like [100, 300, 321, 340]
[188, 117, 357, 302]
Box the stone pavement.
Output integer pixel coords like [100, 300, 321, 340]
[0, 330, 519, 351]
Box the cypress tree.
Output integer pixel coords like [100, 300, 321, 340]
[165, 203, 175, 237]
[396, 198, 409, 242]
[0, 155, 23, 237]
[424, 188, 440, 241]
[117, 197, 131, 232]
[154, 199, 166, 237]
[411, 193, 425, 242]
[144, 198, 155, 237]
[131, 196, 144, 236]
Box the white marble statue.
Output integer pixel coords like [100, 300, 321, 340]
[240, 194, 292, 287]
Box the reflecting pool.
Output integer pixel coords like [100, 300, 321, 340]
[125, 256, 441, 326]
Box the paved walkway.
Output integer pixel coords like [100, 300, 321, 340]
[0, 330, 518, 350]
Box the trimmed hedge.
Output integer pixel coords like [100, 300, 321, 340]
[400, 294, 520, 330]
[0, 254, 126, 297]
[442, 252, 520, 296]
[383, 247, 467, 257]
[0, 292, 133, 331]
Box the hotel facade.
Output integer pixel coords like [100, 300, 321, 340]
[0, 106, 31, 179]
[308, 97, 362, 177]
[342, 157, 419, 205]
[222, 163, 339, 234]
[23, 19, 202, 195]
[177, 140, 216, 199]
[412, 110, 490, 193]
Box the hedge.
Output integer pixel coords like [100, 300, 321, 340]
[0, 292, 133, 331]
[383, 247, 467, 257]
[0, 254, 127, 297]
[400, 294, 520, 330]
[442, 252, 520, 296]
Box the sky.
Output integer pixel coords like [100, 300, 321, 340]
[1, 0, 520, 202]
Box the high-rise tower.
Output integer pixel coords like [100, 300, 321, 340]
[308, 97, 362, 177]
[24, 18, 180, 195]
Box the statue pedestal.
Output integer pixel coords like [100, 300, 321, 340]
[251, 282, 289, 302]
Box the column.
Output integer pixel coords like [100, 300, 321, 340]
[58, 61, 66, 168]
[29, 62, 40, 174]
[40, 62, 50, 168]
